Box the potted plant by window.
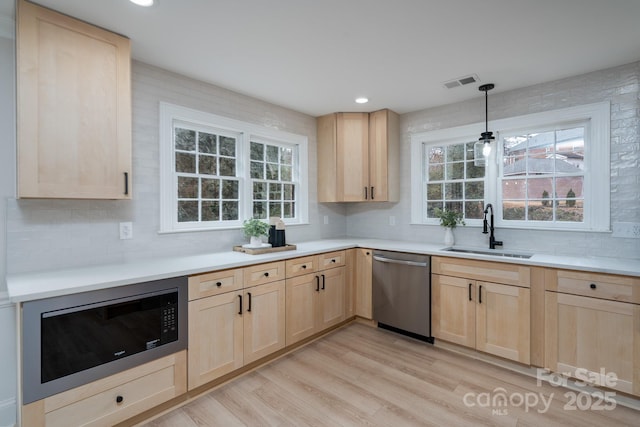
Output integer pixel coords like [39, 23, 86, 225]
[242, 219, 270, 248]
[434, 208, 465, 246]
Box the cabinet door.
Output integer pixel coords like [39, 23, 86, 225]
[285, 274, 319, 345]
[355, 248, 373, 319]
[319, 266, 346, 330]
[476, 281, 531, 364]
[337, 112, 369, 201]
[188, 291, 243, 389]
[432, 275, 475, 348]
[243, 281, 286, 364]
[17, 0, 132, 199]
[545, 292, 640, 395]
[368, 109, 399, 202]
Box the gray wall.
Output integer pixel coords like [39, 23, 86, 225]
[6, 61, 347, 275]
[347, 62, 640, 259]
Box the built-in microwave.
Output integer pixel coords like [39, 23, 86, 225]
[21, 276, 187, 404]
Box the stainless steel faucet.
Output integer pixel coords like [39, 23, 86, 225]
[482, 204, 503, 249]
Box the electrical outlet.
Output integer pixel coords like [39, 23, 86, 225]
[323, 215, 329, 225]
[612, 222, 640, 238]
[119, 222, 133, 240]
[389, 216, 396, 226]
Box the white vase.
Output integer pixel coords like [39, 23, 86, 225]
[249, 236, 262, 247]
[444, 227, 454, 246]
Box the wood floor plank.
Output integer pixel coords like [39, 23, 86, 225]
[140, 323, 639, 426]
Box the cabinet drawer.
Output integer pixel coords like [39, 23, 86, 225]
[188, 268, 243, 300]
[550, 269, 640, 304]
[318, 250, 346, 270]
[244, 261, 286, 287]
[23, 351, 187, 427]
[286, 255, 318, 278]
[432, 256, 530, 287]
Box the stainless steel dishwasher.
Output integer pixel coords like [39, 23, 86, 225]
[372, 250, 433, 342]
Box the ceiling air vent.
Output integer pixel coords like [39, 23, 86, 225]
[443, 74, 479, 89]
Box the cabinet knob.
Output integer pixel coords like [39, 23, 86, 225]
[216, 281, 222, 287]
[116, 395, 124, 404]
[331, 259, 336, 263]
[264, 272, 269, 277]
[366, 252, 370, 255]
[302, 265, 307, 269]
[590, 283, 597, 289]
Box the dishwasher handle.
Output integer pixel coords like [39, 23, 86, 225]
[373, 255, 428, 268]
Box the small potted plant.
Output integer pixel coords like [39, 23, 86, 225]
[242, 218, 270, 247]
[434, 208, 465, 246]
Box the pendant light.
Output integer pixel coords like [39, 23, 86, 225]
[477, 83, 495, 157]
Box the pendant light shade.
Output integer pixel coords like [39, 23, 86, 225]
[477, 83, 495, 157]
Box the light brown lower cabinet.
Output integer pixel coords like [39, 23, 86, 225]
[432, 274, 531, 364]
[354, 248, 373, 319]
[285, 265, 346, 346]
[22, 351, 186, 427]
[544, 268, 640, 396]
[188, 280, 286, 390]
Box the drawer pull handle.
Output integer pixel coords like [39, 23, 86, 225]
[238, 295, 243, 315]
[316, 276, 320, 292]
[590, 283, 597, 289]
[264, 272, 269, 277]
[321, 274, 326, 290]
[478, 285, 482, 304]
[469, 283, 472, 301]
[116, 395, 124, 404]
[216, 281, 222, 287]
[247, 292, 252, 312]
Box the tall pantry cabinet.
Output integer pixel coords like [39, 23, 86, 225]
[17, 0, 132, 199]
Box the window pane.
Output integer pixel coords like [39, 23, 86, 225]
[222, 201, 238, 220]
[280, 147, 293, 165]
[465, 142, 476, 160]
[201, 178, 219, 199]
[465, 201, 484, 219]
[447, 144, 465, 161]
[281, 165, 292, 181]
[283, 184, 294, 200]
[527, 131, 555, 175]
[201, 201, 220, 221]
[446, 162, 464, 180]
[557, 201, 583, 222]
[199, 155, 216, 175]
[178, 201, 198, 222]
[269, 202, 281, 218]
[444, 201, 463, 214]
[250, 142, 264, 160]
[502, 179, 526, 199]
[428, 164, 444, 181]
[178, 176, 198, 198]
[428, 146, 444, 163]
[219, 158, 236, 176]
[444, 182, 463, 200]
[503, 201, 525, 220]
[465, 181, 484, 199]
[266, 163, 279, 180]
[198, 132, 216, 154]
[253, 182, 267, 200]
[557, 176, 583, 199]
[427, 201, 443, 218]
[556, 127, 584, 174]
[175, 128, 195, 151]
[528, 202, 553, 221]
[219, 136, 236, 156]
[503, 135, 527, 177]
[222, 180, 238, 199]
[427, 183, 442, 200]
[250, 161, 264, 179]
[266, 145, 279, 162]
[253, 202, 267, 219]
[283, 202, 294, 218]
[176, 153, 195, 173]
[466, 161, 485, 179]
[269, 183, 282, 200]
[527, 177, 552, 200]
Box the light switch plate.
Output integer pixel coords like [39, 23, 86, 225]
[119, 222, 133, 240]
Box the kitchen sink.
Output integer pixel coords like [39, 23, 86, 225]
[443, 247, 533, 259]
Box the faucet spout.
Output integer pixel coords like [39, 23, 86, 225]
[482, 204, 503, 249]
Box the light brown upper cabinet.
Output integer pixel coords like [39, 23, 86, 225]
[17, 0, 132, 199]
[317, 109, 399, 202]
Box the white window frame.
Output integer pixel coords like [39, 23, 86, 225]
[411, 101, 610, 232]
[159, 102, 309, 233]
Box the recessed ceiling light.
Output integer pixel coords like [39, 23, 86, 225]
[130, 0, 154, 6]
[355, 97, 369, 104]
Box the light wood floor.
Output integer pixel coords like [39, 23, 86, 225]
[142, 323, 639, 426]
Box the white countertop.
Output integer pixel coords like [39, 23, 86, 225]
[6, 238, 640, 303]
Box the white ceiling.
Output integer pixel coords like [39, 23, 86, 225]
[12, 0, 640, 116]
